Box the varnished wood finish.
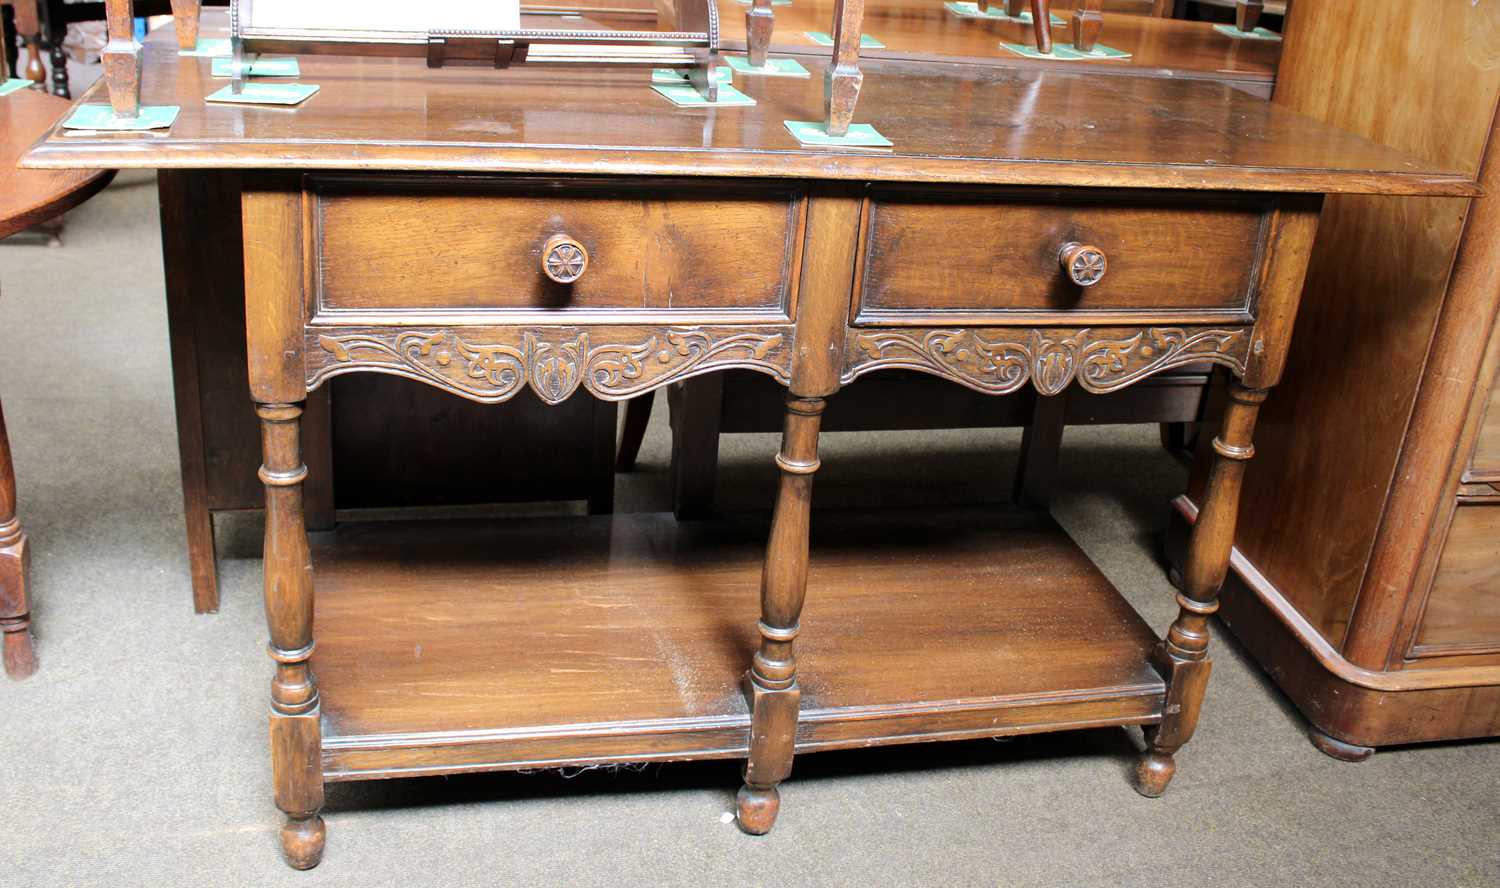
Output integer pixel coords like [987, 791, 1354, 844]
[1412, 506, 1500, 657]
[716, 0, 1280, 88]
[311, 177, 804, 319]
[24, 17, 1471, 198]
[0, 90, 114, 240]
[1173, 0, 1500, 751]
[64, 9, 1470, 858]
[855, 189, 1268, 324]
[311, 510, 1166, 778]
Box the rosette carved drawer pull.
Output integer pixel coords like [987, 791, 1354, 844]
[1059, 242, 1108, 287]
[542, 234, 589, 284]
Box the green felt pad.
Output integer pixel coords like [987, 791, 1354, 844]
[211, 56, 301, 78]
[725, 56, 810, 77]
[1000, 41, 1132, 60]
[942, 3, 1063, 24]
[179, 37, 231, 57]
[205, 82, 320, 105]
[650, 66, 733, 85]
[784, 120, 892, 148]
[651, 82, 756, 107]
[804, 31, 885, 48]
[0, 78, 34, 97]
[1212, 23, 1281, 40]
[61, 104, 181, 131]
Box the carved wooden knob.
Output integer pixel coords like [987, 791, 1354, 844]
[542, 234, 588, 284]
[1059, 242, 1107, 287]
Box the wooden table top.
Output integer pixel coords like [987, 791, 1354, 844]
[22, 12, 1469, 197]
[716, 0, 1280, 85]
[1, 88, 113, 239]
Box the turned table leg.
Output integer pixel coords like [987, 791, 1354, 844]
[0, 401, 36, 680]
[258, 402, 326, 869]
[1135, 381, 1266, 798]
[738, 393, 825, 834]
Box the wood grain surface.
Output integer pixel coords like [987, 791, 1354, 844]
[21, 12, 1472, 196]
[0, 88, 113, 239]
[311, 508, 1165, 779]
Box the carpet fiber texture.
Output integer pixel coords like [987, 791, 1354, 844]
[1, 174, 1497, 887]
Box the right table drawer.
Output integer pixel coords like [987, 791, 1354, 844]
[853, 188, 1273, 325]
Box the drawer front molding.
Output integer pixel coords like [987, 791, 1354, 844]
[309, 326, 792, 404]
[843, 326, 1249, 396]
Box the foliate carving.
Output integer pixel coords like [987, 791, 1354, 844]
[310, 326, 790, 404]
[844, 326, 1249, 395]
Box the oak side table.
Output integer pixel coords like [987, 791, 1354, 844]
[24, 25, 1471, 869]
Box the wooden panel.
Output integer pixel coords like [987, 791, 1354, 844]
[22, 14, 1473, 197]
[312, 508, 1164, 778]
[311, 176, 803, 319]
[1211, 0, 1500, 646]
[1413, 506, 1500, 656]
[1469, 371, 1500, 473]
[856, 189, 1266, 324]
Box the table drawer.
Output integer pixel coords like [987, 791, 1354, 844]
[853, 188, 1271, 325]
[309, 176, 805, 320]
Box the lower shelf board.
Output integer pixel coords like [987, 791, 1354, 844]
[311, 507, 1168, 781]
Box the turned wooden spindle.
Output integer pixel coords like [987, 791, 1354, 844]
[738, 393, 825, 834]
[1071, 0, 1102, 53]
[102, 0, 141, 117]
[1134, 381, 1267, 797]
[823, 0, 866, 137]
[1235, 0, 1263, 33]
[746, 0, 774, 67]
[7, 0, 46, 86]
[0, 403, 36, 680]
[258, 402, 325, 869]
[1030, 0, 1052, 53]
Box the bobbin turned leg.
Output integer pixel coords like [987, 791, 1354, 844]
[0, 403, 35, 680]
[258, 402, 325, 869]
[738, 394, 824, 835]
[1134, 382, 1266, 798]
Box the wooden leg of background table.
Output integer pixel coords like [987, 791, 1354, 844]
[1135, 382, 1266, 797]
[823, 0, 866, 137]
[739, 393, 824, 834]
[258, 402, 326, 869]
[1030, 0, 1053, 53]
[0, 401, 36, 680]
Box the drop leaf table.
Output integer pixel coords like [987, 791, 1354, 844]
[22, 8, 1472, 870]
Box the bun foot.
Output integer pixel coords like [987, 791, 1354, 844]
[1132, 752, 1176, 798]
[736, 783, 781, 835]
[1309, 728, 1374, 762]
[2, 628, 37, 679]
[280, 815, 326, 870]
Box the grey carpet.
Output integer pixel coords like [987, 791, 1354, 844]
[1, 172, 1497, 888]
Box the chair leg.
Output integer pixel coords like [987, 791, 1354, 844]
[616, 390, 654, 472]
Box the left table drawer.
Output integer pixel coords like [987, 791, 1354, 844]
[308, 175, 806, 321]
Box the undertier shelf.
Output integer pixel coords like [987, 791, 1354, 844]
[311, 508, 1167, 781]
